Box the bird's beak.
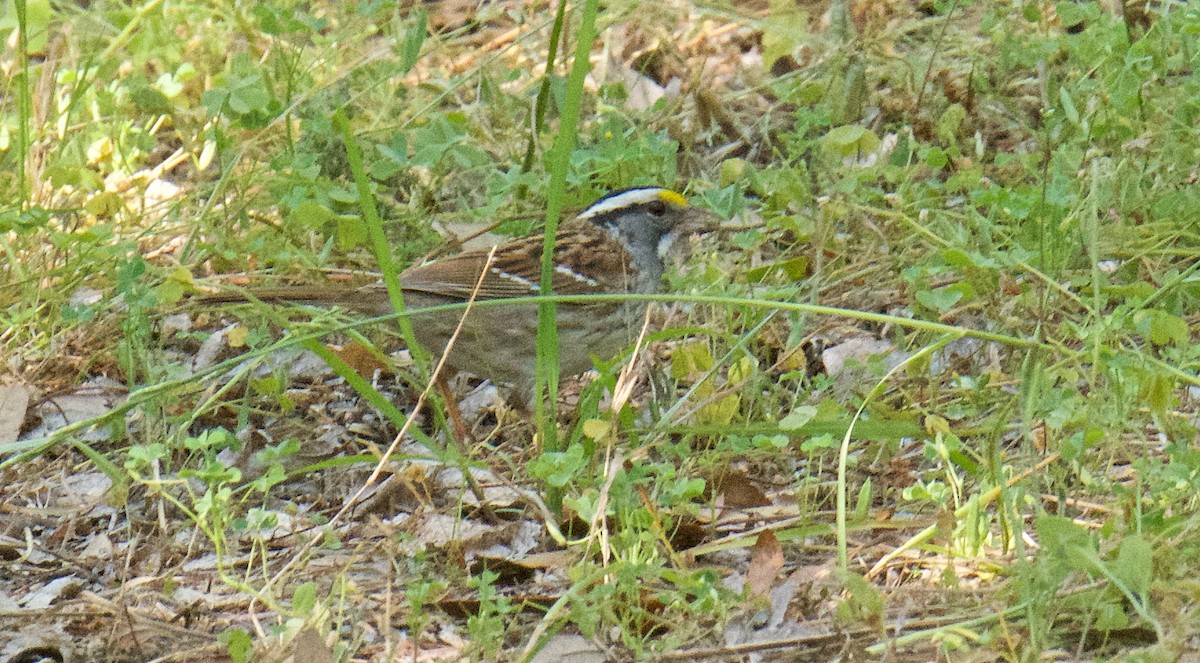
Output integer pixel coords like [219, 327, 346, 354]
[659, 208, 722, 260]
[677, 207, 723, 235]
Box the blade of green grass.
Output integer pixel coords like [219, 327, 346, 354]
[536, 0, 601, 517]
[14, 0, 32, 202]
[333, 109, 424, 367]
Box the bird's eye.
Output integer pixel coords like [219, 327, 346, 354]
[647, 200, 667, 216]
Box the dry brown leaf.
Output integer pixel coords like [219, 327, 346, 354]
[194, 323, 235, 370]
[746, 530, 784, 599]
[820, 337, 897, 376]
[0, 383, 30, 443]
[414, 513, 503, 550]
[23, 576, 84, 609]
[328, 342, 389, 378]
[292, 627, 335, 663]
[527, 633, 607, 663]
[0, 627, 71, 663]
[714, 470, 772, 509]
[668, 519, 709, 550]
[24, 381, 122, 441]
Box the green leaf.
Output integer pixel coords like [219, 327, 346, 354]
[327, 186, 360, 203]
[701, 183, 747, 219]
[292, 582, 317, 615]
[223, 629, 253, 663]
[1113, 535, 1153, 596]
[126, 442, 170, 468]
[156, 279, 184, 304]
[156, 267, 194, 305]
[800, 433, 837, 452]
[746, 256, 809, 283]
[130, 85, 173, 115]
[1035, 515, 1092, 557]
[0, 0, 53, 52]
[671, 342, 713, 381]
[822, 125, 880, 159]
[1094, 600, 1129, 631]
[855, 479, 872, 519]
[1059, 87, 1080, 127]
[719, 159, 747, 187]
[834, 571, 884, 627]
[915, 286, 963, 312]
[582, 418, 611, 440]
[923, 146, 948, 168]
[1138, 367, 1174, 415]
[335, 215, 367, 249]
[780, 406, 817, 431]
[85, 191, 123, 218]
[760, 0, 807, 69]
[936, 103, 967, 144]
[156, 73, 184, 99]
[399, 9, 427, 74]
[288, 201, 335, 229]
[1055, 0, 1096, 27]
[249, 464, 287, 494]
[728, 356, 756, 383]
[228, 74, 270, 115]
[1102, 281, 1155, 303]
[1135, 309, 1188, 347]
[699, 394, 740, 426]
[528, 445, 587, 488]
[941, 249, 977, 269]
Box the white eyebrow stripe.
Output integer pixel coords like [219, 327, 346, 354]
[555, 264, 599, 286]
[491, 267, 541, 291]
[575, 188, 665, 221]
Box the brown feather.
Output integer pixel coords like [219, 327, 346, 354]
[399, 221, 633, 300]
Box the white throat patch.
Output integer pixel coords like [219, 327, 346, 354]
[656, 230, 678, 259]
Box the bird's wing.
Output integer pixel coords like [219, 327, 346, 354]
[400, 223, 633, 300]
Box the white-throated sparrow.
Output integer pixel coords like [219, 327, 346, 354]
[207, 187, 714, 406]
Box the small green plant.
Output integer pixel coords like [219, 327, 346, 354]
[466, 568, 516, 658]
[399, 549, 447, 656]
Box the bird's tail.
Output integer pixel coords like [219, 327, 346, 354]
[196, 283, 391, 314]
